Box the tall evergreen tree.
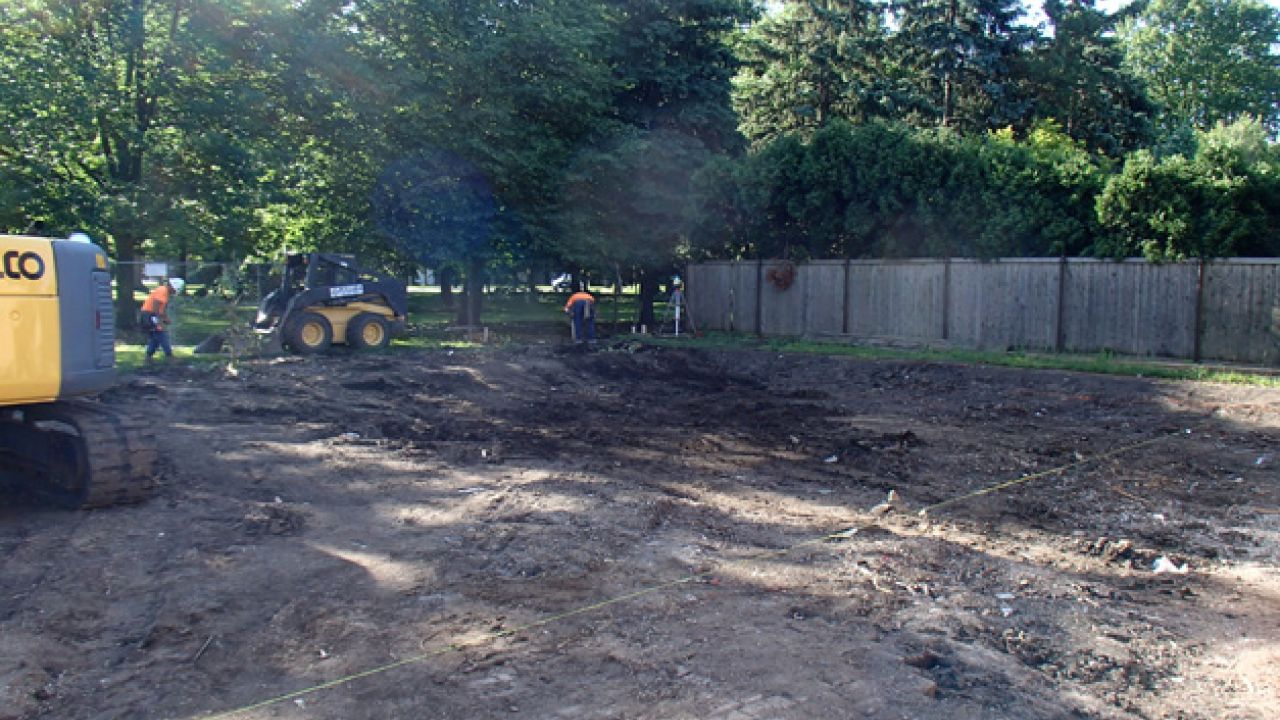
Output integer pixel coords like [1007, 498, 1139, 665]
[733, 0, 885, 145]
[888, 0, 1036, 131]
[560, 129, 710, 324]
[1022, 0, 1154, 155]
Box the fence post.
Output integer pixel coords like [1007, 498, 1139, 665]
[942, 258, 951, 341]
[1055, 255, 1067, 353]
[842, 259, 851, 335]
[755, 259, 764, 337]
[1193, 258, 1206, 363]
[728, 263, 736, 332]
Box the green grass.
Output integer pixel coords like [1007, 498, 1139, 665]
[405, 287, 647, 326]
[645, 332, 1280, 387]
[116, 286, 251, 371]
[115, 344, 218, 372]
[115, 286, 593, 366]
[115, 286, 1278, 386]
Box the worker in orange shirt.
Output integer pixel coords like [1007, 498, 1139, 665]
[140, 277, 184, 360]
[563, 284, 596, 345]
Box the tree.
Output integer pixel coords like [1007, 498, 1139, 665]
[0, 7, 99, 235]
[1119, 0, 1280, 135]
[732, 0, 885, 145]
[611, 0, 757, 152]
[341, 0, 618, 323]
[1022, 0, 1154, 155]
[548, 0, 752, 323]
[371, 150, 498, 325]
[1096, 117, 1280, 259]
[0, 0, 298, 326]
[560, 129, 711, 325]
[888, 0, 1036, 131]
[1, 0, 180, 324]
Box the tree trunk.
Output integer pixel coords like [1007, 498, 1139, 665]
[177, 242, 189, 289]
[469, 259, 485, 325]
[113, 234, 140, 331]
[638, 271, 660, 328]
[524, 268, 537, 303]
[942, 0, 958, 128]
[439, 266, 455, 308]
[454, 282, 468, 325]
[456, 257, 485, 326]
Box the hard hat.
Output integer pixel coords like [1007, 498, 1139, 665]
[168, 277, 186, 293]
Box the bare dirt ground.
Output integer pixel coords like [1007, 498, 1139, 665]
[2, 342, 1278, 720]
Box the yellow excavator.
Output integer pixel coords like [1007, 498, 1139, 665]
[0, 234, 157, 508]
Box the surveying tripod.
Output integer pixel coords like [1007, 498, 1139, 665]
[659, 286, 696, 337]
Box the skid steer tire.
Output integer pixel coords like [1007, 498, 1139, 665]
[346, 313, 391, 350]
[284, 312, 332, 354]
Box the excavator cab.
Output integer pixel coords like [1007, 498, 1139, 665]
[0, 234, 157, 508]
[254, 253, 408, 354]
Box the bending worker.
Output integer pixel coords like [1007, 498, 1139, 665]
[139, 277, 184, 360]
[563, 285, 596, 345]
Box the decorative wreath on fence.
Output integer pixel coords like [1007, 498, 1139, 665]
[765, 260, 796, 291]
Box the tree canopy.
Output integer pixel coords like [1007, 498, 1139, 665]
[2, 0, 1278, 329]
[1120, 0, 1280, 136]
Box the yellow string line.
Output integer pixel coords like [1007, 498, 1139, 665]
[917, 431, 1182, 517]
[198, 430, 1182, 719]
[199, 573, 717, 719]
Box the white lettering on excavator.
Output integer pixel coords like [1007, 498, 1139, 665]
[329, 284, 363, 298]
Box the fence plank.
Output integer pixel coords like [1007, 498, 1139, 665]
[949, 260, 1060, 351]
[1201, 260, 1280, 365]
[759, 261, 805, 336]
[1061, 260, 1198, 358]
[687, 262, 763, 333]
[687, 263, 729, 331]
[734, 262, 761, 334]
[803, 261, 846, 335]
[846, 261, 946, 341]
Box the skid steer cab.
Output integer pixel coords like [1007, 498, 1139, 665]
[254, 253, 408, 354]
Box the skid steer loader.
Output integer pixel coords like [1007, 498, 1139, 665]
[254, 253, 408, 354]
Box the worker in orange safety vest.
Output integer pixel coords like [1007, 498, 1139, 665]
[563, 285, 596, 344]
[140, 277, 185, 360]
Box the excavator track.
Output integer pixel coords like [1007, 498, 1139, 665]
[1, 399, 158, 509]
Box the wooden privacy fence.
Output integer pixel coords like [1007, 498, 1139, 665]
[686, 258, 1280, 366]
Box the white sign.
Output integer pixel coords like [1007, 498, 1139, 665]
[329, 284, 364, 298]
[144, 262, 168, 278]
